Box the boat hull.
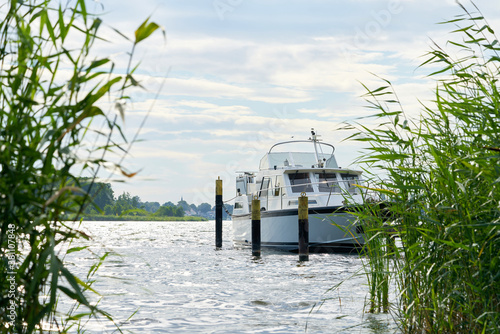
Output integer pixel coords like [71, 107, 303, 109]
[232, 206, 364, 253]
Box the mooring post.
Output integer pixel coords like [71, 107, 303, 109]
[215, 177, 223, 248]
[251, 196, 261, 257]
[298, 193, 309, 261]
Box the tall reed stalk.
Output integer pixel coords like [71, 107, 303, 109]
[0, 1, 163, 332]
[346, 3, 500, 333]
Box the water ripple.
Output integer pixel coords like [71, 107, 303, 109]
[61, 221, 398, 333]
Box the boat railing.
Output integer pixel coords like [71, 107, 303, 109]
[268, 140, 335, 155]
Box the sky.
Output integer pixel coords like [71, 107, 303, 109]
[80, 0, 500, 205]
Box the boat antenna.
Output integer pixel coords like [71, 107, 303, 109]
[310, 128, 323, 167]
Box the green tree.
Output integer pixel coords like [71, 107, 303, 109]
[175, 206, 185, 217]
[0, 1, 163, 332]
[177, 199, 189, 211]
[80, 179, 115, 213]
[155, 206, 174, 216]
[92, 183, 115, 210]
[104, 204, 114, 215]
[117, 192, 132, 203]
[197, 202, 212, 214]
[141, 201, 160, 213]
[131, 195, 141, 208]
[115, 192, 133, 212]
[154, 205, 185, 217]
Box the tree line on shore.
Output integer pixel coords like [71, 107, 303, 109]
[80, 179, 233, 220]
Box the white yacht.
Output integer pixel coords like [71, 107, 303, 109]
[232, 130, 365, 252]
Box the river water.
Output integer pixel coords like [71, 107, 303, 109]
[62, 221, 398, 333]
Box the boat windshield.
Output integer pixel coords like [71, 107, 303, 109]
[315, 172, 341, 193]
[341, 173, 360, 192]
[289, 172, 314, 193]
[260, 152, 337, 170]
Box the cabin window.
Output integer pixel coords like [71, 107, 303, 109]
[236, 178, 246, 195]
[274, 175, 283, 196]
[235, 202, 243, 209]
[259, 177, 271, 197]
[316, 173, 340, 193]
[289, 172, 313, 193]
[341, 173, 359, 192]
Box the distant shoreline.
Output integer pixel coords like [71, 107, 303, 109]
[68, 215, 209, 222]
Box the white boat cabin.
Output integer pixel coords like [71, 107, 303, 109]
[234, 149, 364, 214]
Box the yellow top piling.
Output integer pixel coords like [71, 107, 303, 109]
[216, 177, 222, 196]
[252, 195, 260, 221]
[298, 192, 308, 219]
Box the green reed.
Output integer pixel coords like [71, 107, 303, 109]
[345, 3, 500, 333]
[0, 1, 163, 332]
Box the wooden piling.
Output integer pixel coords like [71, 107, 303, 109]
[251, 196, 261, 257]
[298, 193, 309, 261]
[215, 177, 223, 248]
